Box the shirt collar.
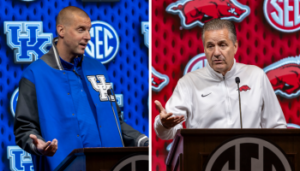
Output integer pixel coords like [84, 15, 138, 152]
[59, 56, 82, 71]
[206, 58, 237, 80]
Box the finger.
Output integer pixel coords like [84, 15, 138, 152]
[52, 139, 58, 149]
[172, 117, 182, 123]
[164, 113, 173, 119]
[43, 141, 51, 151]
[154, 100, 166, 113]
[29, 134, 38, 144]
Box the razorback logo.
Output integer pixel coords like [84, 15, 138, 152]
[239, 85, 251, 92]
[264, 0, 300, 33]
[264, 56, 300, 98]
[152, 67, 169, 92]
[166, 0, 250, 29]
[184, 53, 207, 75]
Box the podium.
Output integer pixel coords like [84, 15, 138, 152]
[166, 129, 300, 171]
[54, 147, 148, 171]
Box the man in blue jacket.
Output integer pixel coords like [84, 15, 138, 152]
[14, 6, 148, 170]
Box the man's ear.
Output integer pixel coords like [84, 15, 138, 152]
[234, 40, 238, 55]
[56, 25, 64, 38]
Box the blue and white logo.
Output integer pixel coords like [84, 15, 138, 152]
[141, 22, 149, 48]
[7, 146, 33, 171]
[10, 88, 19, 117]
[4, 22, 52, 63]
[85, 21, 119, 64]
[115, 94, 124, 107]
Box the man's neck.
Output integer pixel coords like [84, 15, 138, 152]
[56, 40, 77, 63]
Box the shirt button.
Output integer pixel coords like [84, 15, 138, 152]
[63, 72, 65, 74]
[68, 93, 70, 95]
[72, 113, 74, 116]
[77, 135, 79, 137]
[99, 125, 101, 128]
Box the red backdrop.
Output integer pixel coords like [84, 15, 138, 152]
[152, 0, 300, 170]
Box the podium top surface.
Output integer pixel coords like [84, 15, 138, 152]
[176, 128, 300, 136]
[70, 147, 148, 155]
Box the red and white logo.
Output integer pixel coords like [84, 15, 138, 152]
[184, 53, 207, 75]
[239, 85, 251, 92]
[166, 0, 250, 29]
[264, 0, 300, 32]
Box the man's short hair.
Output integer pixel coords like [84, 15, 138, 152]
[202, 19, 237, 44]
[56, 6, 89, 27]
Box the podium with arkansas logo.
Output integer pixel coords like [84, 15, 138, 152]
[166, 129, 300, 171]
[54, 147, 148, 171]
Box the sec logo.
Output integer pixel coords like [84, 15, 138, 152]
[205, 137, 292, 171]
[264, 0, 300, 32]
[85, 21, 119, 64]
[10, 88, 19, 117]
[112, 154, 148, 171]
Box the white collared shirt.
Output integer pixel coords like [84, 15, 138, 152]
[154, 60, 287, 140]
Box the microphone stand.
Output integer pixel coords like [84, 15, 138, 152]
[107, 89, 125, 147]
[235, 77, 243, 129]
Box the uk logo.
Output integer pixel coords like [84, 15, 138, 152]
[4, 22, 52, 63]
[87, 75, 115, 101]
[264, 0, 300, 32]
[166, 0, 250, 29]
[184, 53, 207, 75]
[85, 21, 119, 64]
[152, 67, 169, 92]
[141, 22, 149, 48]
[264, 55, 300, 99]
[7, 146, 34, 171]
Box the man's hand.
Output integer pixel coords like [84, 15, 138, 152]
[29, 134, 58, 156]
[155, 100, 185, 129]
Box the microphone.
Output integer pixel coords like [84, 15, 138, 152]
[235, 77, 243, 129]
[107, 89, 125, 147]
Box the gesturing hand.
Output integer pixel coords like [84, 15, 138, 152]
[155, 100, 185, 129]
[30, 134, 58, 156]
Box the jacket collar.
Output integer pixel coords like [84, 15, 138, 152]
[40, 37, 84, 70]
[206, 58, 237, 80]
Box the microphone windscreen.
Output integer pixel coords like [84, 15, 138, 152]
[107, 89, 112, 95]
[235, 77, 240, 84]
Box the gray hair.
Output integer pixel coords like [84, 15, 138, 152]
[202, 19, 237, 44]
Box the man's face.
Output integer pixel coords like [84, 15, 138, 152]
[62, 14, 91, 55]
[203, 28, 238, 75]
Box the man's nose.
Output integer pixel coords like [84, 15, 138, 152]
[84, 30, 91, 40]
[213, 46, 221, 57]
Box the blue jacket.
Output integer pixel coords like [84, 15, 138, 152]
[14, 38, 148, 170]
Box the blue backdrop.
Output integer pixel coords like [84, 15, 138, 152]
[0, 0, 149, 170]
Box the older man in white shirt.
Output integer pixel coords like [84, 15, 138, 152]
[154, 19, 287, 140]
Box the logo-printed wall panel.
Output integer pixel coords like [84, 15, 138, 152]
[152, 0, 300, 170]
[0, 0, 149, 170]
